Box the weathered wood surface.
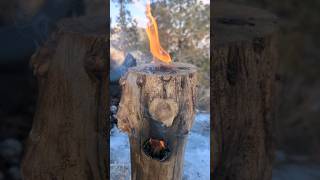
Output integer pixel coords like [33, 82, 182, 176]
[117, 63, 197, 180]
[212, 1, 279, 180]
[21, 16, 109, 180]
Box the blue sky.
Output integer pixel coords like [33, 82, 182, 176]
[110, 0, 148, 28]
[110, 0, 210, 28]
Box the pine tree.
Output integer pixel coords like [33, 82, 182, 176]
[112, 0, 139, 52]
[152, 0, 210, 106]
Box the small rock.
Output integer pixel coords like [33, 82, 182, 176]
[110, 53, 137, 82]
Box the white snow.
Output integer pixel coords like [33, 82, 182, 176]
[110, 113, 320, 180]
[110, 113, 210, 180]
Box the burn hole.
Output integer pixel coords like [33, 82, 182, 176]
[143, 66, 176, 74]
[142, 66, 190, 75]
[143, 138, 170, 161]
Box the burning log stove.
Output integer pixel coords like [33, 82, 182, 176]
[116, 1, 198, 179]
[116, 63, 197, 180]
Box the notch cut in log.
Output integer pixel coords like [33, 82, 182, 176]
[212, 2, 278, 180]
[21, 16, 109, 180]
[117, 63, 197, 180]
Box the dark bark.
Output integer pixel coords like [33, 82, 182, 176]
[21, 16, 109, 180]
[212, 2, 279, 180]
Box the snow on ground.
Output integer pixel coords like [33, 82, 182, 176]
[110, 113, 210, 180]
[110, 113, 320, 180]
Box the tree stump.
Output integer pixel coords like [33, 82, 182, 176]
[212, 2, 278, 180]
[116, 63, 198, 180]
[21, 16, 109, 180]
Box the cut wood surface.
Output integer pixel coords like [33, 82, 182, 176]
[117, 63, 198, 180]
[212, 1, 279, 180]
[21, 16, 109, 180]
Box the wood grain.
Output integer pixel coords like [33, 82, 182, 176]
[212, 2, 279, 180]
[117, 63, 198, 180]
[21, 16, 109, 180]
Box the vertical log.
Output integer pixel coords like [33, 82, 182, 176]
[21, 16, 109, 180]
[212, 2, 279, 180]
[116, 63, 198, 180]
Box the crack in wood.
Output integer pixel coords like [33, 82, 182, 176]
[217, 17, 255, 26]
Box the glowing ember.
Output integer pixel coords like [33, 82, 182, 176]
[159, 140, 165, 149]
[143, 138, 170, 161]
[149, 139, 166, 150]
[145, 0, 172, 64]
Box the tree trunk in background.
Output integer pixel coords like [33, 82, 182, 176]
[212, 2, 279, 180]
[116, 63, 198, 180]
[21, 16, 109, 180]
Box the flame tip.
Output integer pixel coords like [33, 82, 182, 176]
[145, 0, 172, 64]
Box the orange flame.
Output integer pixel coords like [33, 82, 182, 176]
[149, 139, 166, 150]
[159, 140, 165, 149]
[145, 0, 172, 64]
